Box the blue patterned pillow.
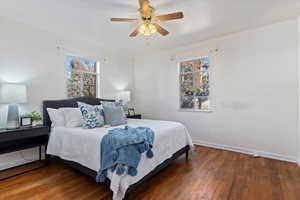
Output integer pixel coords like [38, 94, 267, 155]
[78, 102, 105, 129]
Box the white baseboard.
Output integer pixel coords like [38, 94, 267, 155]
[193, 140, 296, 163]
[0, 158, 38, 171]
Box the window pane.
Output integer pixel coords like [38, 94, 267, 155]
[193, 59, 202, 71]
[67, 71, 82, 97]
[194, 85, 209, 96]
[181, 96, 194, 109]
[194, 97, 210, 110]
[200, 98, 210, 110]
[82, 73, 97, 97]
[180, 61, 193, 73]
[66, 56, 97, 73]
[201, 57, 209, 70]
[194, 71, 209, 96]
[180, 74, 194, 96]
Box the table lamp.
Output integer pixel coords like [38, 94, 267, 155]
[117, 91, 131, 103]
[0, 83, 27, 129]
[116, 91, 131, 113]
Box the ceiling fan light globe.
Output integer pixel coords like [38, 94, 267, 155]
[139, 23, 157, 36]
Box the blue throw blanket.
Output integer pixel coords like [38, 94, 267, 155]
[96, 126, 155, 182]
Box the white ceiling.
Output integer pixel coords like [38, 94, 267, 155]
[1, 0, 300, 52]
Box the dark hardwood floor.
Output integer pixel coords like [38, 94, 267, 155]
[1, 146, 300, 200]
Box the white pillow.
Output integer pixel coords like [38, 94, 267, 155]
[47, 108, 65, 127]
[61, 108, 83, 128]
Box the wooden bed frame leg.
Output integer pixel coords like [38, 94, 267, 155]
[185, 149, 189, 161]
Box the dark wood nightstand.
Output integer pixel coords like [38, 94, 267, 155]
[126, 114, 142, 119]
[0, 125, 49, 180]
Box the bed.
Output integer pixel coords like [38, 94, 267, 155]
[43, 97, 193, 200]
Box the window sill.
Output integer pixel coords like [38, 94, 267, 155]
[177, 109, 213, 113]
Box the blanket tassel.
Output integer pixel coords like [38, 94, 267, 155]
[147, 149, 154, 158]
[96, 169, 107, 182]
[116, 164, 125, 175]
[128, 167, 138, 176]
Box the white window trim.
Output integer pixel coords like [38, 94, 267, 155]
[66, 55, 100, 98]
[96, 61, 100, 98]
[178, 56, 212, 112]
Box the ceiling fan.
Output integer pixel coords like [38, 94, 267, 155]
[111, 0, 184, 37]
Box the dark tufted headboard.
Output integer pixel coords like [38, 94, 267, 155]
[43, 96, 114, 131]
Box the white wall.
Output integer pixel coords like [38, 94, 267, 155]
[0, 17, 135, 169]
[135, 20, 299, 162]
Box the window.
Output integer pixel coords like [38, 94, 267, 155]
[179, 57, 211, 111]
[66, 56, 99, 98]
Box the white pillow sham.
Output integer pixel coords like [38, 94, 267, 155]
[47, 108, 65, 127]
[61, 108, 83, 128]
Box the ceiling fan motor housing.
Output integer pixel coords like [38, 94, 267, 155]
[140, 6, 155, 23]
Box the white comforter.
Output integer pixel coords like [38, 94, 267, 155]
[47, 119, 193, 200]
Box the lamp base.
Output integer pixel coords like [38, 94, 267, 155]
[6, 104, 20, 129]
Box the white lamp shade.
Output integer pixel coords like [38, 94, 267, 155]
[116, 91, 131, 102]
[0, 83, 28, 104]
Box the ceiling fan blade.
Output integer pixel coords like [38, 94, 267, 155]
[154, 12, 184, 22]
[111, 18, 139, 22]
[130, 25, 141, 37]
[153, 23, 169, 36]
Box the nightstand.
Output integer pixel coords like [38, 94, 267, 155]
[0, 125, 49, 180]
[126, 114, 142, 119]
